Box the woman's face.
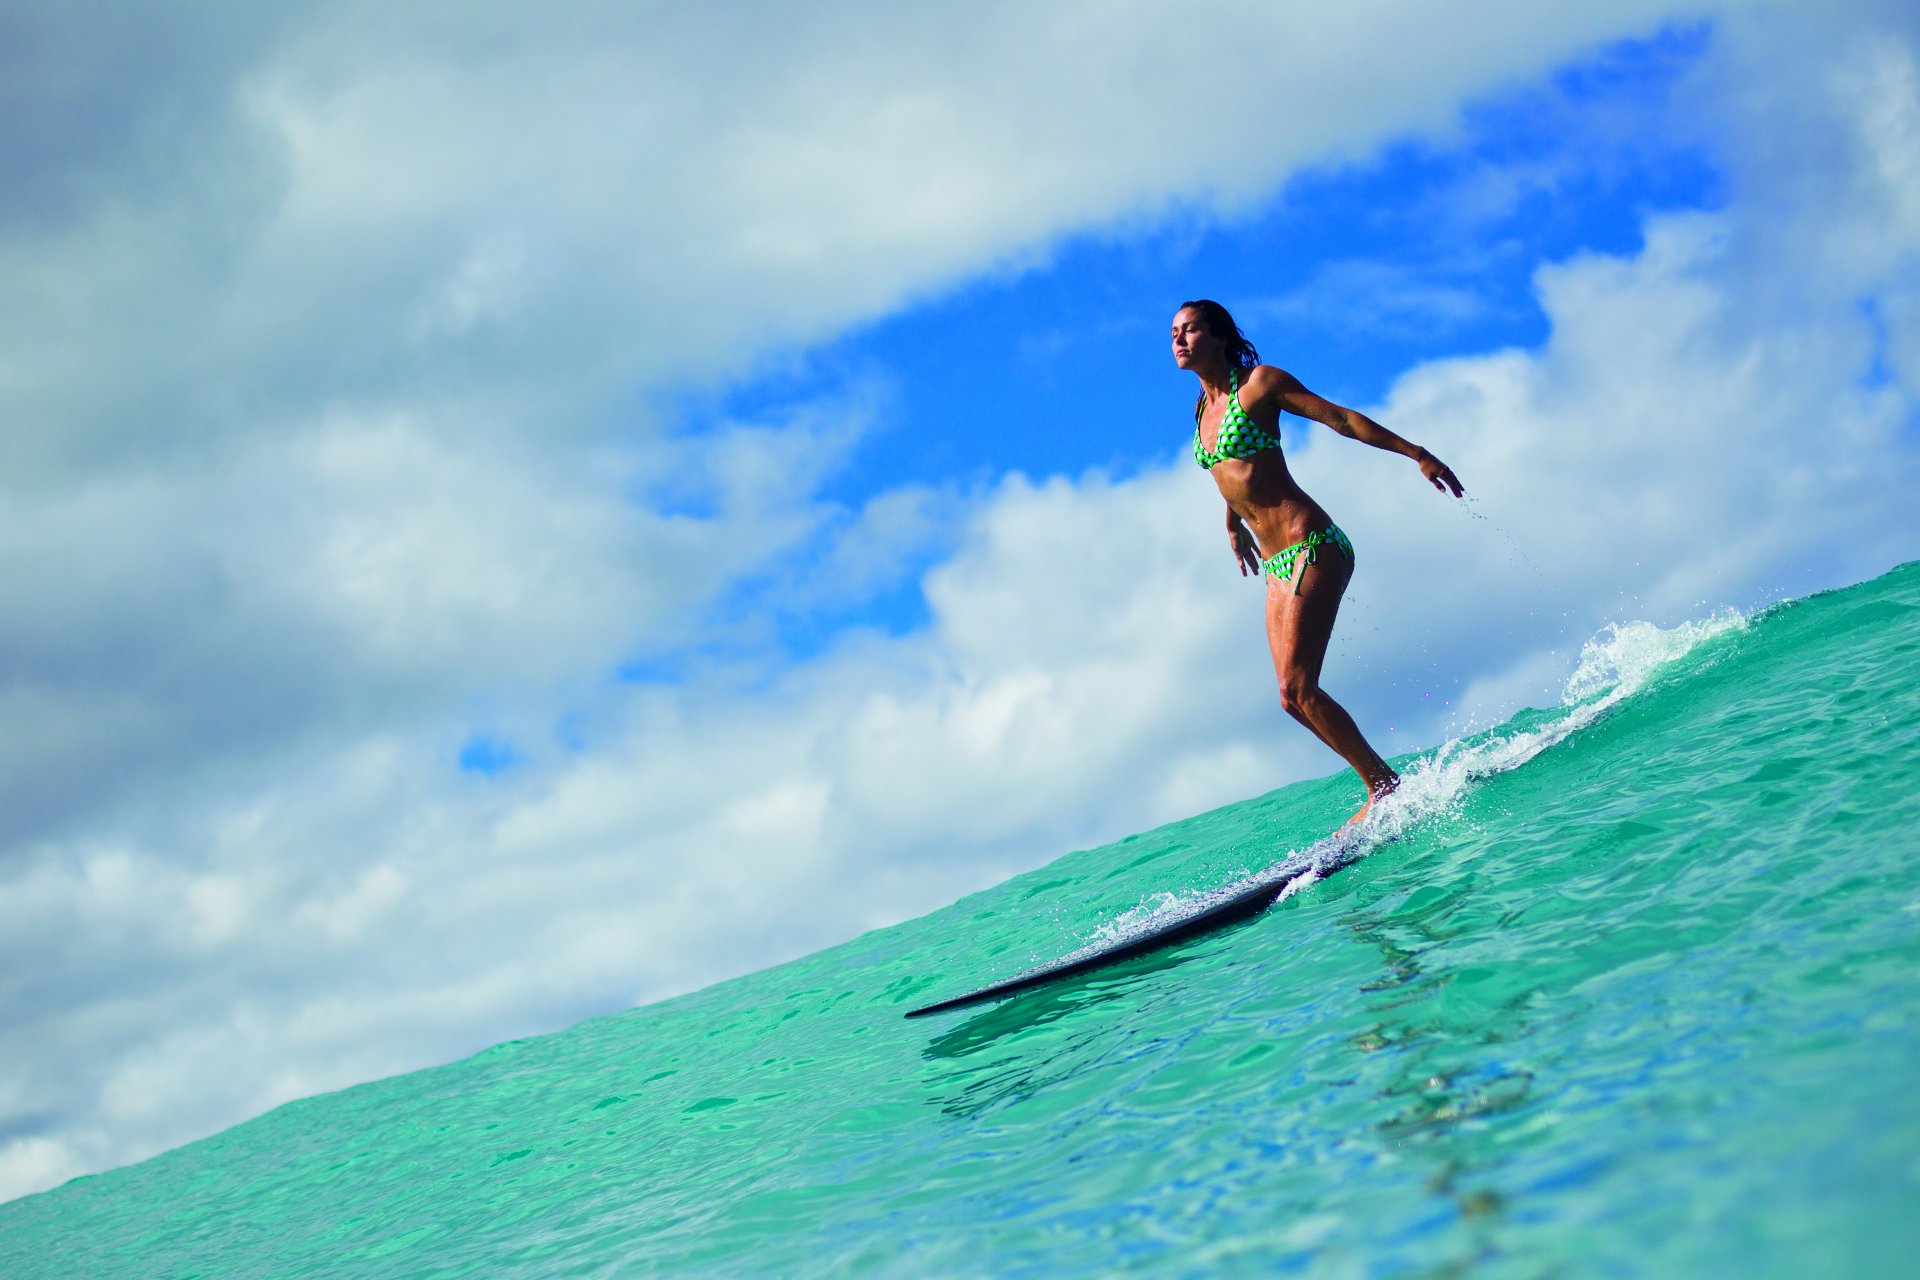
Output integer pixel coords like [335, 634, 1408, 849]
[1171, 307, 1219, 370]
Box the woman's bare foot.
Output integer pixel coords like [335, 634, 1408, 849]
[1342, 770, 1401, 830]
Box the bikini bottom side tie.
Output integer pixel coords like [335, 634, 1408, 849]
[1259, 524, 1354, 594]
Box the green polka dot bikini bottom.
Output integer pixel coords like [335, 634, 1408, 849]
[1261, 524, 1353, 593]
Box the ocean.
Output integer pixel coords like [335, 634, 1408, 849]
[4, 562, 1917, 1277]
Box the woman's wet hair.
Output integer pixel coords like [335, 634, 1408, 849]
[1178, 299, 1259, 369]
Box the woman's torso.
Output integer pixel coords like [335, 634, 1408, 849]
[1194, 365, 1331, 554]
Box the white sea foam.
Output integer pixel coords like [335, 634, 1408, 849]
[1086, 607, 1750, 952]
[1353, 606, 1748, 848]
[1564, 611, 1748, 703]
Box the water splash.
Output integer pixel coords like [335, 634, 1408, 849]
[1563, 612, 1747, 703]
[1088, 606, 1750, 951]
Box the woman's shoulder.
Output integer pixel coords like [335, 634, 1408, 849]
[1241, 363, 1303, 399]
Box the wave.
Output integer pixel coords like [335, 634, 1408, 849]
[5, 562, 1916, 1278]
[1083, 606, 1751, 953]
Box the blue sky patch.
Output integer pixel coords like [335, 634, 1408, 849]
[458, 736, 522, 775]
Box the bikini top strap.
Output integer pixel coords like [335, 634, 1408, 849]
[1198, 367, 1245, 426]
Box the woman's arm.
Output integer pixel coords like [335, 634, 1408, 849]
[1248, 366, 1466, 497]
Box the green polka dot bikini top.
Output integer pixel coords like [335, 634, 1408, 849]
[1192, 366, 1281, 469]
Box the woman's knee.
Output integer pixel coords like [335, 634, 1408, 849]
[1275, 675, 1320, 719]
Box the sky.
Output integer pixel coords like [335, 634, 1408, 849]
[3, 0, 1918, 1202]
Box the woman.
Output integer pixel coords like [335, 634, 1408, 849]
[1174, 299, 1464, 826]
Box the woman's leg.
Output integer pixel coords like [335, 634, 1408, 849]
[1265, 548, 1399, 822]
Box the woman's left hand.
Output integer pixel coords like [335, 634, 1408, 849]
[1417, 449, 1465, 497]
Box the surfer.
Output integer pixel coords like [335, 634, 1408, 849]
[1175, 299, 1464, 826]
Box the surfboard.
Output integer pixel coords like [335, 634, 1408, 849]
[904, 857, 1329, 1019]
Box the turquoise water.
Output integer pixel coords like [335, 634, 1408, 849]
[5, 563, 1919, 1276]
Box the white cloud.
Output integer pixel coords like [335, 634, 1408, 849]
[6, 0, 1916, 1207]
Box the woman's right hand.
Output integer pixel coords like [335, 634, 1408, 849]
[1229, 518, 1261, 577]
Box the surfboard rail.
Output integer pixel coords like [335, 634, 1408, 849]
[903, 869, 1309, 1018]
